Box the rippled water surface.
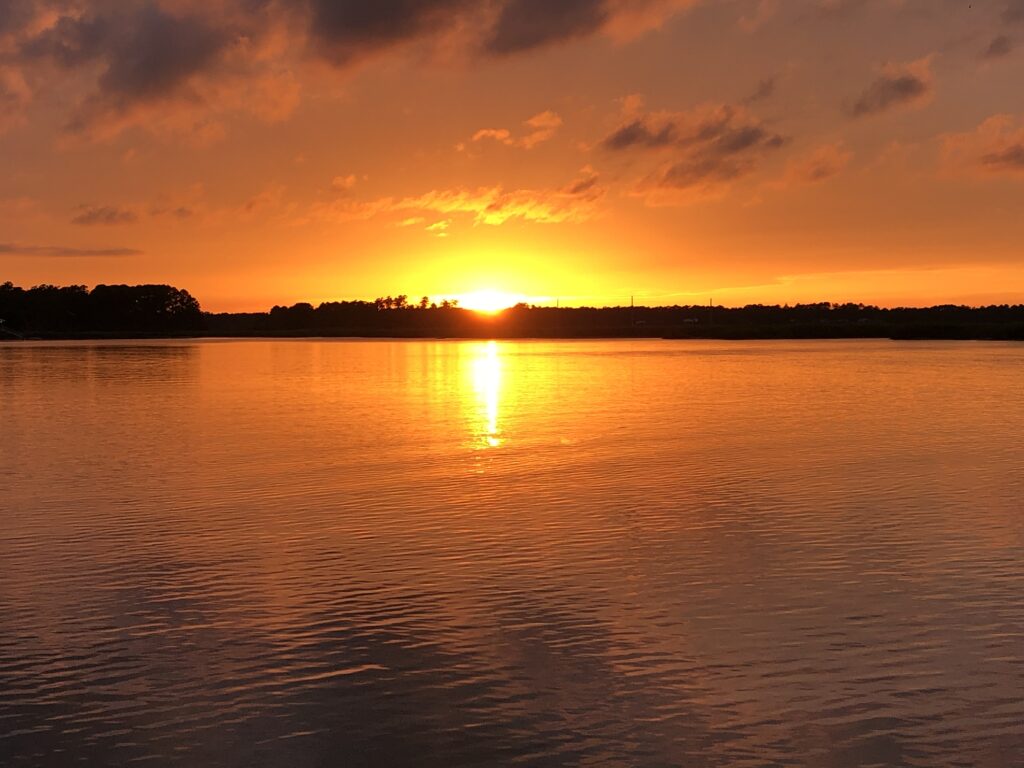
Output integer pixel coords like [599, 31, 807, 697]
[2, 339, 1023, 767]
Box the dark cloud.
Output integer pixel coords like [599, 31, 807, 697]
[24, 4, 229, 98]
[563, 167, 601, 195]
[849, 64, 931, 118]
[603, 106, 785, 154]
[21, 15, 97, 67]
[97, 7, 227, 102]
[942, 115, 1024, 177]
[1004, 0, 1024, 23]
[72, 205, 139, 226]
[150, 206, 195, 220]
[602, 104, 787, 193]
[981, 144, 1024, 172]
[485, 0, 608, 54]
[308, 0, 663, 63]
[785, 142, 852, 185]
[0, 0, 36, 36]
[6, 0, 690, 140]
[654, 125, 786, 189]
[308, 0, 476, 65]
[0, 243, 143, 257]
[742, 77, 776, 105]
[19, 2, 237, 136]
[982, 35, 1014, 59]
[601, 118, 677, 150]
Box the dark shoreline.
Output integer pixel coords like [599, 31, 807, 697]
[4, 282, 1024, 342]
[3, 329, 1022, 342]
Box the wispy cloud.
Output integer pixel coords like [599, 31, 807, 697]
[0, 243, 143, 257]
[848, 58, 933, 118]
[304, 167, 604, 227]
[982, 35, 1014, 60]
[783, 142, 853, 185]
[71, 205, 139, 226]
[943, 114, 1024, 176]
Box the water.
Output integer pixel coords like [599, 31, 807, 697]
[1, 339, 1022, 767]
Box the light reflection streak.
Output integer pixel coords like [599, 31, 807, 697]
[470, 341, 502, 448]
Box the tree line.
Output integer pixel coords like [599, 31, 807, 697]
[3, 281, 1024, 340]
[0, 282, 203, 336]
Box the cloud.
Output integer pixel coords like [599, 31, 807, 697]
[241, 183, 291, 218]
[742, 76, 776, 105]
[395, 181, 602, 226]
[848, 58, 933, 118]
[472, 128, 513, 144]
[0, 242, 143, 257]
[1004, 0, 1024, 23]
[943, 115, 1024, 176]
[472, 110, 563, 149]
[150, 205, 195, 219]
[484, 0, 697, 53]
[331, 174, 358, 192]
[602, 117, 677, 150]
[307, 0, 478, 66]
[602, 101, 787, 199]
[982, 35, 1014, 60]
[24, 4, 226, 129]
[5, 0, 693, 141]
[0, 0, 39, 38]
[784, 142, 852, 184]
[425, 218, 451, 236]
[15, 1, 297, 142]
[71, 204, 139, 226]
[305, 167, 604, 227]
[485, 0, 608, 54]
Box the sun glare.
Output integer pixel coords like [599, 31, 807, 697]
[455, 290, 525, 314]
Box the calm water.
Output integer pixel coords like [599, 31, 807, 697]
[2, 339, 1023, 767]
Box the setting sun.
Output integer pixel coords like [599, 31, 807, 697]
[454, 290, 527, 315]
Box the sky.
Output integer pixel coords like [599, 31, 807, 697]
[1, 0, 1024, 311]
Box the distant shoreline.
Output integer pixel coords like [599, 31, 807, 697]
[3, 283, 1023, 342]
[2, 330, 1022, 342]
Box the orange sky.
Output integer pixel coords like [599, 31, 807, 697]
[2, 0, 1024, 311]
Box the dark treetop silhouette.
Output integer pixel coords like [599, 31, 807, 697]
[2, 282, 1024, 340]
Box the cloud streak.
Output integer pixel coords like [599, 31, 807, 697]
[0, 243, 143, 257]
[72, 205, 139, 226]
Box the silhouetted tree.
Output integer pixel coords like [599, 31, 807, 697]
[4, 281, 1024, 340]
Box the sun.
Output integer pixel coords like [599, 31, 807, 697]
[455, 290, 525, 314]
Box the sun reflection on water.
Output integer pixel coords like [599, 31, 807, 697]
[470, 341, 503, 448]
